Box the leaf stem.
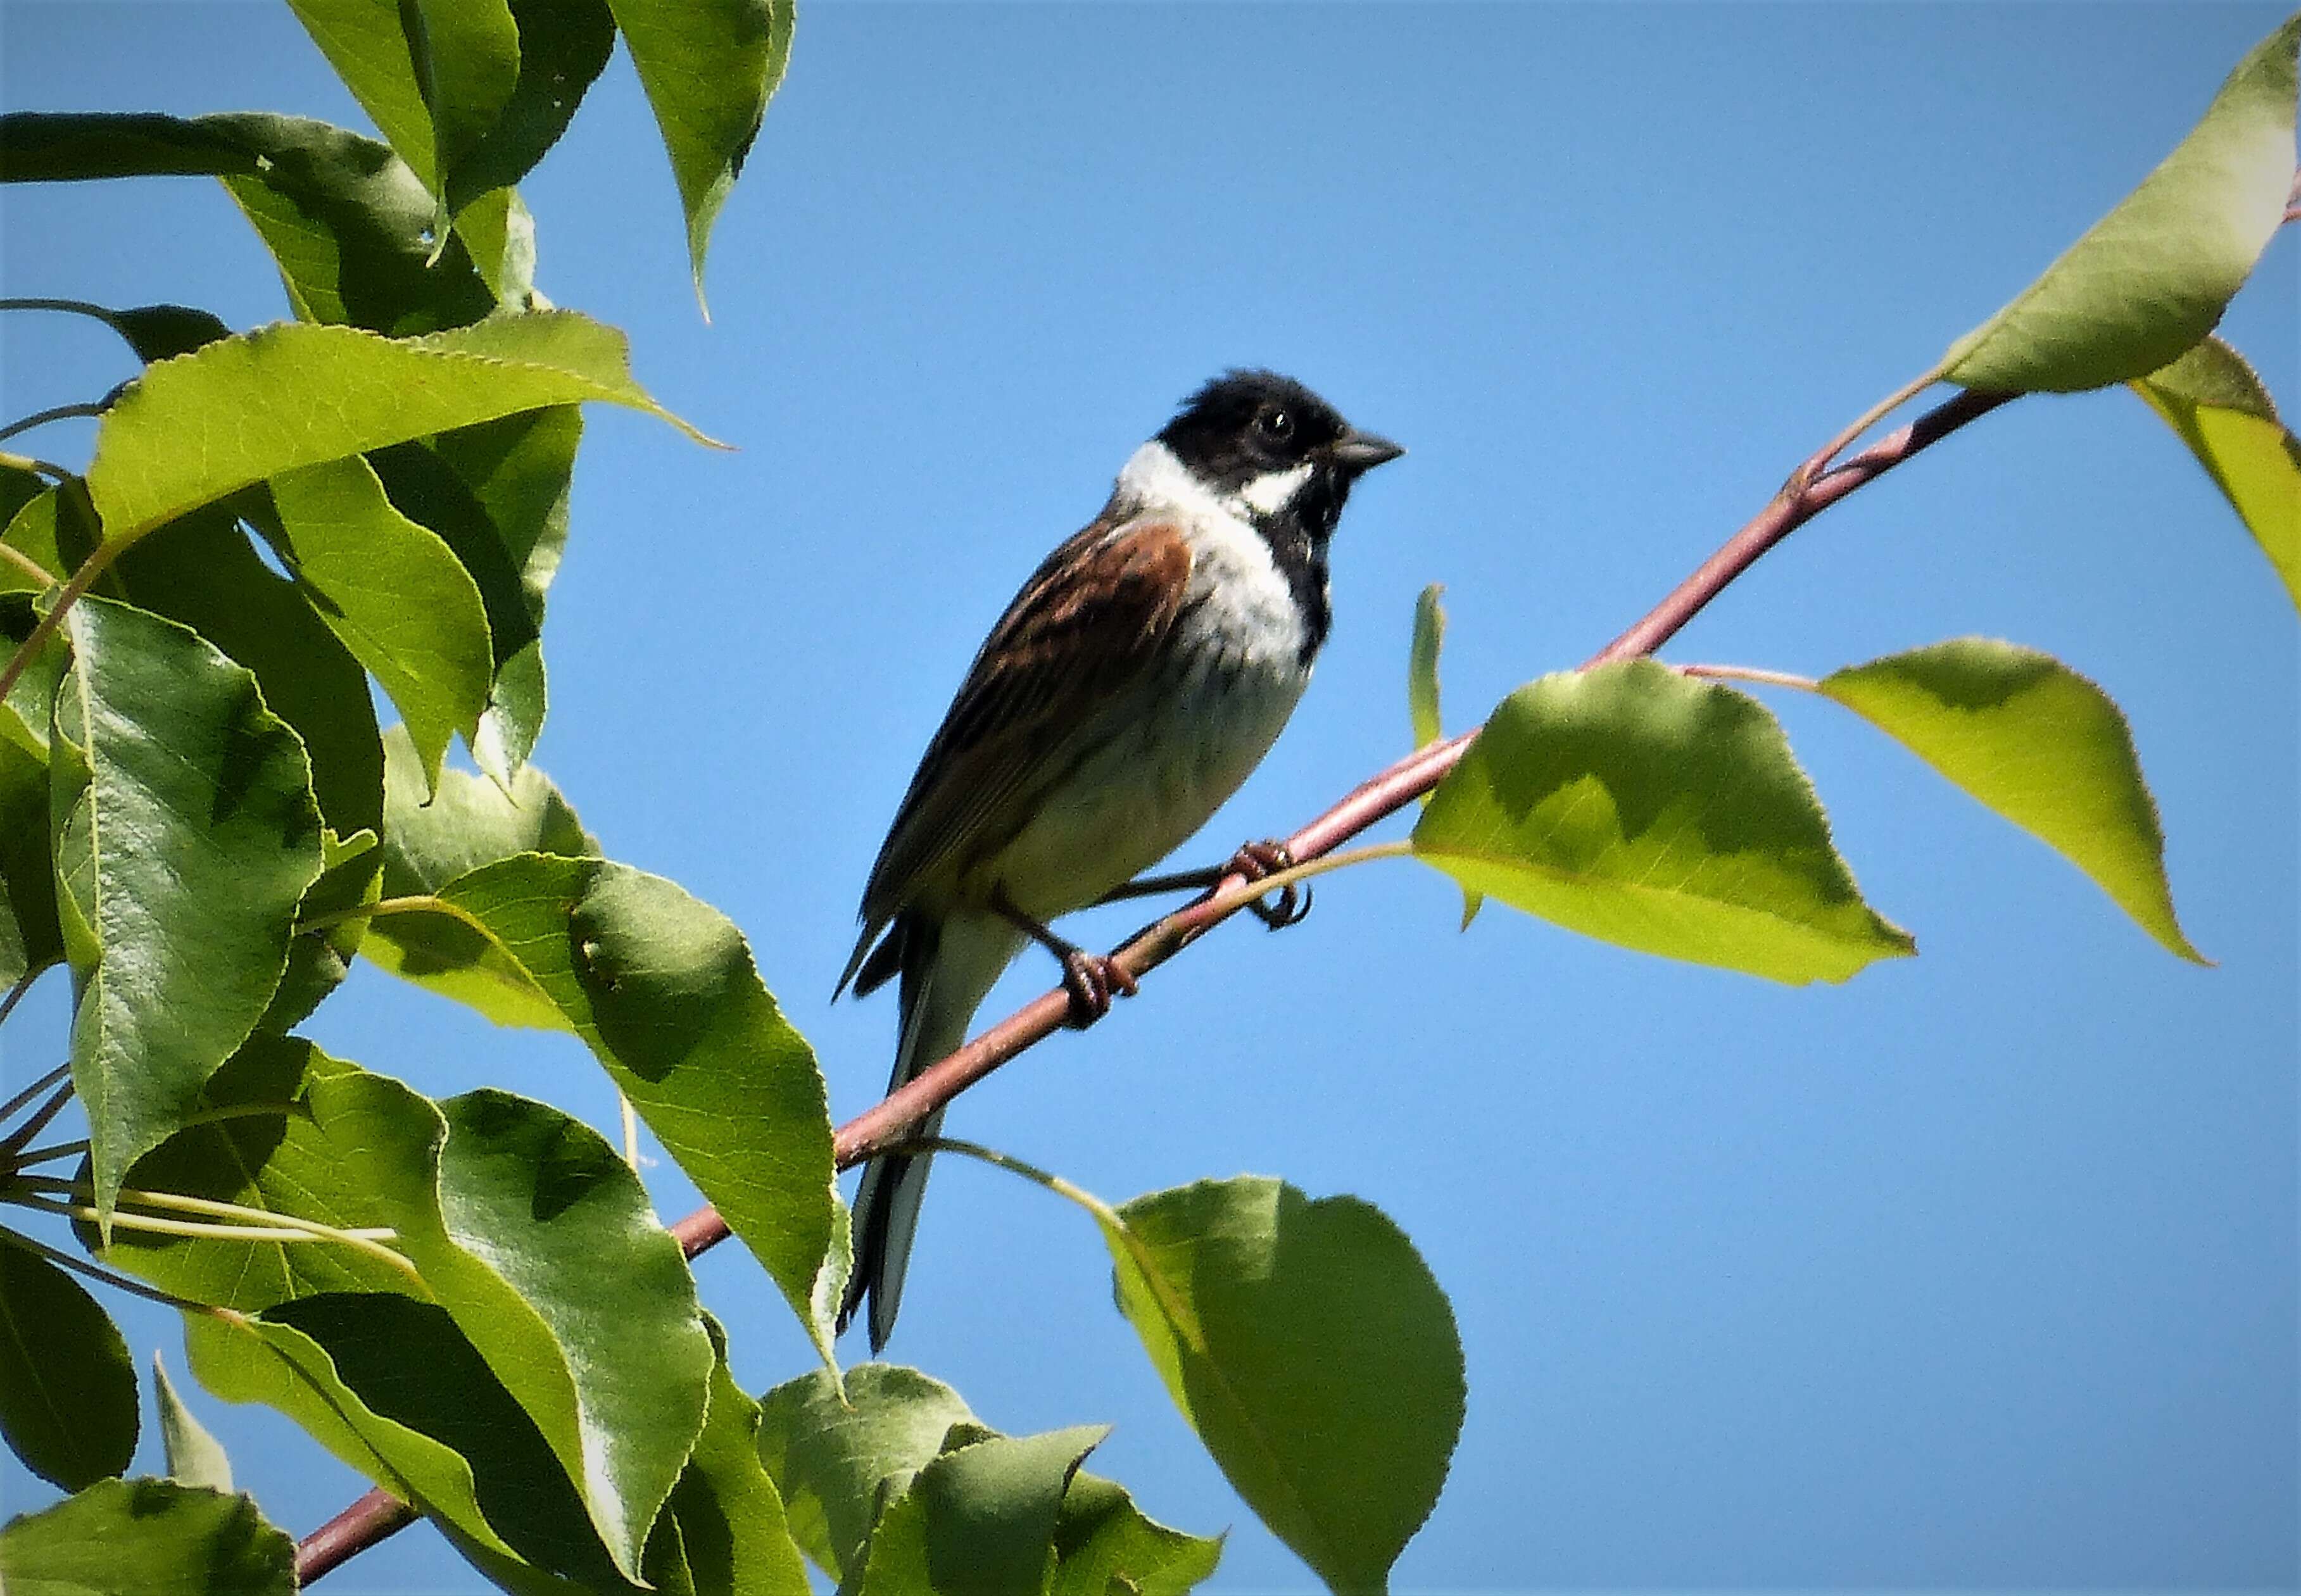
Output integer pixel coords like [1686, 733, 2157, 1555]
[0, 1079, 75, 1157]
[7, 1190, 419, 1277]
[0, 541, 121, 705]
[0, 403, 107, 448]
[301, 894, 484, 934]
[1673, 663, 1822, 693]
[0, 1222, 220, 1313]
[0, 540, 56, 586]
[0, 972, 42, 1038]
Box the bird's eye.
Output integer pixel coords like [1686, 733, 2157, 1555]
[1256, 406, 1295, 445]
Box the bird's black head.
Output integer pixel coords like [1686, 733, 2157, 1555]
[1155, 370, 1403, 540]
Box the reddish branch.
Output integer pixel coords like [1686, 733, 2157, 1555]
[293, 380, 2012, 1585]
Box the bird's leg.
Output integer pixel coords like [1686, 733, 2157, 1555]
[1091, 840, 1311, 930]
[993, 889, 1137, 1027]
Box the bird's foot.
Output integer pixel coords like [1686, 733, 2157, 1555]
[1226, 840, 1311, 929]
[1060, 949, 1137, 1027]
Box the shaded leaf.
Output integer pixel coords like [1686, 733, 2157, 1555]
[2131, 334, 2301, 610]
[852, 1426, 1106, 1596]
[1941, 16, 2301, 391]
[1413, 660, 1914, 984]
[363, 854, 842, 1360]
[1099, 1177, 1461, 1596]
[377, 722, 592, 896]
[1817, 638, 2203, 962]
[0, 1241, 136, 1491]
[113, 506, 382, 838]
[259, 827, 384, 1033]
[1048, 1466, 1223, 1596]
[404, 0, 520, 226]
[264, 454, 493, 793]
[444, 0, 617, 213]
[755, 1363, 976, 1582]
[0, 1478, 294, 1596]
[152, 1353, 232, 1493]
[54, 598, 324, 1219]
[281, 0, 438, 188]
[606, 0, 794, 301]
[0, 712, 60, 986]
[0, 111, 501, 334]
[187, 1298, 622, 1587]
[0, 478, 102, 600]
[85, 312, 706, 546]
[104, 305, 232, 365]
[644, 1313, 811, 1596]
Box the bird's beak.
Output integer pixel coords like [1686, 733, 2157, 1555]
[1329, 430, 1406, 472]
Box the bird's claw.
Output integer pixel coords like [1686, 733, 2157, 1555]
[1227, 840, 1312, 930]
[1061, 950, 1137, 1027]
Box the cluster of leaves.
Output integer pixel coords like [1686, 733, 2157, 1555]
[1405, 16, 2297, 984]
[0, 6, 2293, 1595]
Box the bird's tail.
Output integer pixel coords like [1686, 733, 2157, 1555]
[838, 909, 1021, 1354]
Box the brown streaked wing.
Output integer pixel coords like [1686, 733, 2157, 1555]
[855, 512, 1196, 934]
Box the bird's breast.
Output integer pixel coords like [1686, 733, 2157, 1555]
[973, 506, 1318, 921]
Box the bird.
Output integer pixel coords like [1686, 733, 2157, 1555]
[835, 369, 1403, 1350]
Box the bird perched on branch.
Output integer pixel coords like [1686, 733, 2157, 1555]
[836, 370, 1403, 1350]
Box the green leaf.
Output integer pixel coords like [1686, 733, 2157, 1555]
[369, 404, 583, 779]
[755, 1363, 977, 1583]
[0, 111, 501, 334]
[260, 828, 384, 1033]
[1098, 1177, 1463, 1596]
[54, 598, 324, 1219]
[363, 853, 843, 1360]
[186, 1298, 623, 1587]
[852, 1426, 1107, 1596]
[645, 1314, 811, 1596]
[1817, 638, 2203, 962]
[377, 722, 593, 896]
[152, 1353, 232, 1493]
[85, 313, 706, 548]
[0, 723, 60, 986]
[605, 0, 794, 303]
[1941, 15, 2301, 392]
[1413, 660, 1915, 985]
[453, 187, 540, 310]
[0, 1241, 137, 1491]
[1407, 583, 1480, 928]
[113, 507, 382, 838]
[263, 455, 493, 793]
[1, 479, 102, 601]
[85, 1036, 415, 1307]
[0, 1478, 294, 1596]
[403, 0, 520, 227]
[1047, 1466, 1223, 1596]
[1408, 583, 1445, 750]
[443, 0, 617, 213]
[281, 0, 438, 188]
[319, 1072, 715, 1581]
[2131, 334, 2301, 611]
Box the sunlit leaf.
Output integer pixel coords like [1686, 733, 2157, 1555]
[754, 1363, 976, 1582]
[403, 0, 519, 228]
[2131, 334, 2301, 611]
[363, 853, 843, 1364]
[264, 455, 493, 793]
[1414, 660, 1914, 984]
[281, 0, 437, 187]
[1817, 638, 2203, 962]
[444, 0, 616, 213]
[54, 598, 324, 1219]
[1408, 582, 1479, 927]
[605, 0, 794, 303]
[0, 1478, 294, 1596]
[0, 1242, 136, 1491]
[1941, 15, 2300, 391]
[851, 1426, 1106, 1595]
[1099, 1177, 1463, 1596]
[152, 1354, 232, 1493]
[85, 312, 709, 546]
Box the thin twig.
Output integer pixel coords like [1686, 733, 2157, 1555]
[0, 1081, 74, 1157]
[10, 1140, 87, 1167]
[0, 1058, 66, 1124]
[0, 1224, 217, 1312]
[1674, 663, 1822, 693]
[0, 403, 106, 448]
[306, 379, 2022, 1583]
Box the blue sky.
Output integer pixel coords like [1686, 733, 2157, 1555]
[3, 3, 2296, 1590]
